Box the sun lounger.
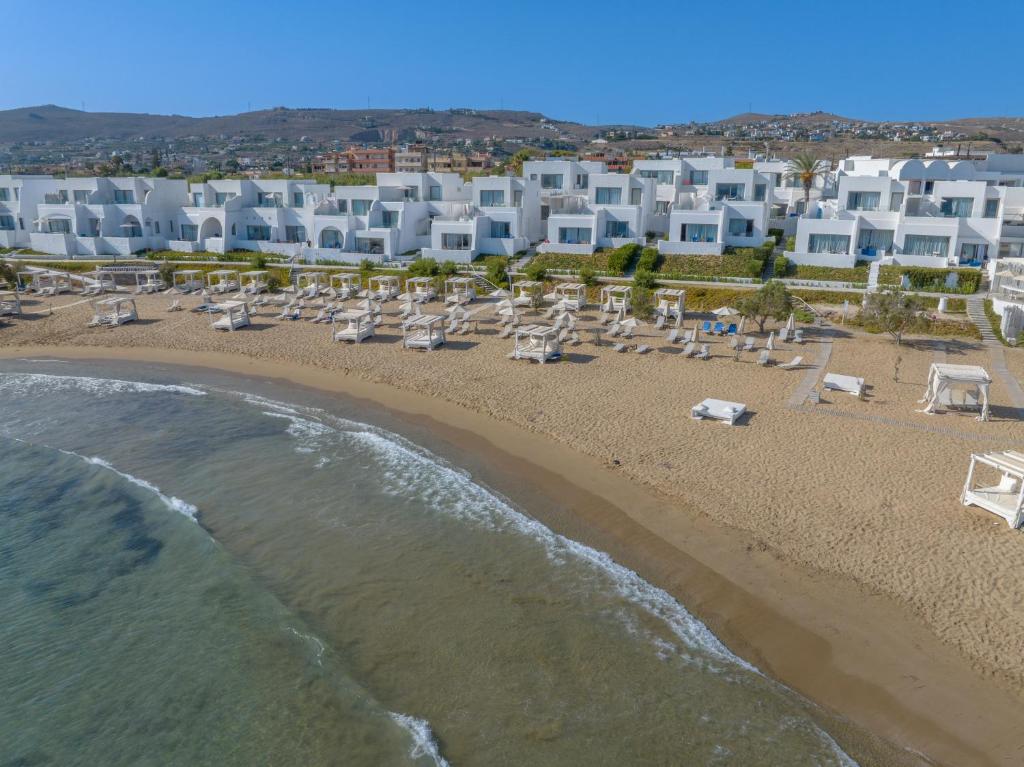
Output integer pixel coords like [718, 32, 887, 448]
[498, 323, 514, 339]
[635, 344, 651, 354]
[681, 341, 696, 357]
[621, 327, 634, 339]
[654, 315, 665, 330]
[702, 320, 712, 334]
[613, 342, 627, 352]
[166, 299, 181, 312]
[742, 337, 755, 352]
[726, 323, 738, 336]
[712, 322, 724, 335]
[696, 344, 710, 360]
[666, 328, 679, 343]
[823, 373, 864, 398]
[729, 336, 740, 349]
[691, 398, 746, 426]
[607, 323, 621, 337]
[793, 329, 804, 344]
[779, 327, 789, 343]
[757, 349, 771, 366]
[777, 356, 804, 370]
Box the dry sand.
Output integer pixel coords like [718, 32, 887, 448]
[3, 290, 1024, 765]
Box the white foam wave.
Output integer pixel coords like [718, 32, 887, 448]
[59, 449, 200, 523]
[389, 713, 450, 767]
[286, 627, 326, 666]
[0, 372, 206, 397]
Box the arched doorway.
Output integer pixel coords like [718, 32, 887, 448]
[200, 217, 223, 240]
[319, 227, 343, 249]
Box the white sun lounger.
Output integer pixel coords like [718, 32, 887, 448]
[757, 349, 771, 366]
[681, 341, 695, 357]
[691, 398, 746, 426]
[823, 373, 864, 397]
[612, 342, 627, 352]
[695, 344, 710, 360]
[777, 356, 804, 370]
[742, 337, 755, 352]
[635, 344, 651, 354]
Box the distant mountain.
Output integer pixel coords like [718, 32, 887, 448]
[713, 111, 862, 125]
[0, 105, 605, 144]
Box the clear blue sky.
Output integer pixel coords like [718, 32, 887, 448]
[5, 0, 1022, 124]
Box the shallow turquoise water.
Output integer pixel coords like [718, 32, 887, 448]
[0, 360, 856, 766]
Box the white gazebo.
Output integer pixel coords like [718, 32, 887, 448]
[444, 276, 477, 305]
[917, 363, 991, 421]
[511, 279, 543, 307]
[961, 451, 1024, 528]
[134, 269, 165, 294]
[654, 288, 685, 328]
[402, 314, 446, 350]
[545, 282, 587, 311]
[298, 271, 329, 298]
[406, 276, 437, 303]
[331, 310, 375, 343]
[88, 296, 137, 327]
[369, 274, 400, 300]
[240, 270, 269, 294]
[0, 290, 21, 316]
[509, 324, 561, 363]
[211, 300, 250, 331]
[207, 269, 240, 294]
[330, 272, 359, 299]
[173, 269, 205, 292]
[599, 284, 632, 313]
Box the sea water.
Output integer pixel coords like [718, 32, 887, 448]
[0, 360, 858, 766]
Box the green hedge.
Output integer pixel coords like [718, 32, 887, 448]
[529, 252, 612, 272]
[605, 243, 642, 275]
[790, 263, 870, 283]
[635, 247, 662, 272]
[658, 242, 771, 280]
[877, 266, 981, 294]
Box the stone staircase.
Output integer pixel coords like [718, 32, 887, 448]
[866, 261, 881, 292]
[966, 296, 999, 342]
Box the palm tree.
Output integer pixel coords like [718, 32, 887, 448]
[785, 153, 830, 207]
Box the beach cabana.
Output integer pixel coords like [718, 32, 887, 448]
[402, 314, 446, 350]
[511, 280, 543, 307]
[0, 290, 21, 316]
[823, 373, 864, 398]
[406, 276, 437, 303]
[653, 288, 685, 328]
[211, 300, 250, 331]
[133, 270, 165, 294]
[444, 276, 477, 305]
[331, 310, 374, 343]
[509, 324, 561, 363]
[690, 398, 746, 426]
[547, 282, 587, 311]
[173, 269, 205, 292]
[240, 270, 269, 294]
[599, 285, 632, 313]
[298, 271, 328, 298]
[88, 296, 137, 327]
[78, 270, 117, 295]
[329, 272, 360, 299]
[19, 270, 72, 296]
[917, 363, 991, 420]
[961, 451, 1024, 528]
[369, 274, 400, 301]
[207, 269, 241, 294]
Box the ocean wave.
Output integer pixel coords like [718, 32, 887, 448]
[58, 449, 200, 523]
[0, 372, 206, 397]
[389, 713, 450, 767]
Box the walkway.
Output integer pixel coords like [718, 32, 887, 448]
[786, 328, 833, 408]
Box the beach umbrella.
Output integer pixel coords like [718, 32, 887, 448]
[488, 288, 512, 298]
[766, 331, 776, 351]
[396, 292, 415, 302]
[736, 315, 746, 334]
[785, 312, 796, 332]
[620, 317, 645, 331]
[712, 306, 738, 317]
[692, 322, 700, 342]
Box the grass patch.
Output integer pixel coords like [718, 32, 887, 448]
[530, 252, 613, 272]
[789, 263, 870, 283]
[878, 266, 981, 294]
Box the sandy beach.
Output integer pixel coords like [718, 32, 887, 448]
[3, 289, 1024, 766]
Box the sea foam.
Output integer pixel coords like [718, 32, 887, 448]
[0, 372, 206, 397]
[389, 713, 450, 767]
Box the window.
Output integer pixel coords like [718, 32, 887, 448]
[192, 192, 205, 207]
[715, 183, 744, 201]
[246, 225, 271, 241]
[336, 199, 348, 213]
[605, 220, 630, 238]
[0, 188, 8, 201]
[688, 170, 709, 185]
[18, 217, 23, 230]
[984, 198, 1000, 218]
[428, 185, 442, 201]
[351, 199, 372, 216]
[215, 192, 229, 206]
[682, 223, 717, 242]
[940, 198, 973, 218]
[728, 218, 754, 237]
[490, 221, 511, 238]
[654, 201, 670, 215]
[540, 174, 563, 190]
[558, 227, 592, 245]
[381, 210, 398, 228]
[73, 190, 89, 204]
[85, 218, 100, 237]
[480, 190, 505, 207]
[595, 187, 621, 205]
[856, 229, 894, 252]
[169, 220, 174, 232]
[629, 188, 642, 205]
[638, 170, 674, 184]
[113, 190, 134, 204]
[153, 221, 160, 234]
[357, 238, 385, 254]
[293, 192, 304, 207]
[231, 224, 236, 236]
[320, 229, 342, 248]
[577, 174, 587, 189]
[890, 192, 904, 211]
[0, 215, 13, 230]
[754, 184, 766, 202]
[924, 180, 935, 195]
[285, 225, 306, 243]
[807, 234, 850, 254]
[908, 180, 922, 195]
[847, 191, 881, 211]
[121, 219, 142, 237]
[47, 218, 71, 234]
[902, 235, 949, 257]
[441, 232, 471, 250]
[513, 190, 523, 207]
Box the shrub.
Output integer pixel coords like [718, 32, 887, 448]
[359, 258, 376, 274]
[578, 266, 597, 286]
[267, 274, 283, 292]
[249, 254, 268, 270]
[407, 257, 439, 277]
[524, 261, 548, 282]
[530, 252, 611, 272]
[773, 255, 791, 276]
[736, 280, 793, 332]
[157, 261, 176, 287]
[768, 227, 785, 244]
[633, 269, 657, 291]
[438, 260, 459, 277]
[484, 256, 508, 287]
[635, 247, 662, 273]
[605, 243, 641, 275]
[785, 235, 796, 251]
[790, 263, 870, 284]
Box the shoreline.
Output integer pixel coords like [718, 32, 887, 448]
[4, 343, 1021, 766]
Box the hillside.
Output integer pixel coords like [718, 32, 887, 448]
[0, 105, 604, 144]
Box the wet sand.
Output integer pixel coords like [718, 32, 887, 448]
[3, 291, 1024, 765]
